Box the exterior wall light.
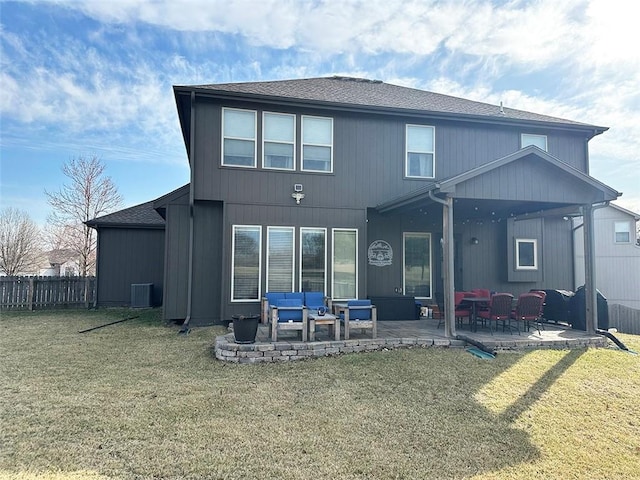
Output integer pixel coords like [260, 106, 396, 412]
[471, 237, 479, 245]
[292, 184, 304, 204]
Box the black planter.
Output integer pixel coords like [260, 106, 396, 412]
[231, 314, 260, 344]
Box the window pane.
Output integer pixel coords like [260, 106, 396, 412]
[232, 226, 261, 300]
[264, 113, 294, 142]
[303, 117, 332, 144]
[408, 153, 434, 177]
[615, 222, 630, 243]
[301, 228, 325, 292]
[267, 227, 294, 292]
[303, 145, 331, 171]
[333, 230, 357, 300]
[224, 139, 255, 166]
[264, 142, 294, 169]
[407, 125, 434, 152]
[224, 109, 255, 139]
[404, 233, 431, 298]
[517, 241, 536, 268]
[522, 134, 547, 151]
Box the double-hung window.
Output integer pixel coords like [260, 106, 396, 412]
[266, 226, 295, 292]
[515, 238, 538, 270]
[263, 112, 295, 170]
[614, 221, 631, 243]
[222, 108, 256, 167]
[231, 225, 262, 301]
[406, 125, 435, 178]
[521, 133, 547, 151]
[332, 229, 357, 300]
[300, 228, 326, 292]
[302, 116, 333, 172]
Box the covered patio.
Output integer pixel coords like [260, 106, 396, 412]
[214, 318, 608, 363]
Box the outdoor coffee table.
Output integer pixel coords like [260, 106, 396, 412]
[308, 312, 340, 341]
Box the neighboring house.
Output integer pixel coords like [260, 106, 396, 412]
[573, 203, 640, 309]
[89, 76, 620, 331]
[39, 249, 80, 276]
[86, 201, 165, 307]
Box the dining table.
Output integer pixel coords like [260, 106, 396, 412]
[462, 297, 490, 332]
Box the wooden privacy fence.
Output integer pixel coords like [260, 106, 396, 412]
[0, 276, 96, 310]
[608, 303, 640, 336]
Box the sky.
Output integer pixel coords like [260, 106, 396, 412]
[1, 0, 639, 227]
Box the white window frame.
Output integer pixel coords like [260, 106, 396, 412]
[299, 227, 327, 293]
[402, 232, 432, 298]
[614, 221, 631, 244]
[332, 228, 358, 301]
[231, 225, 262, 302]
[222, 107, 257, 168]
[515, 238, 538, 270]
[301, 115, 333, 173]
[262, 112, 296, 171]
[405, 124, 435, 179]
[266, 226, 295, 292]
[521, 133, 548, 151]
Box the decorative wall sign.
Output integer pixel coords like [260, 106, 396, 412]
[368, 240, 393, 266]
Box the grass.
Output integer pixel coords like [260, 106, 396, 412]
[1, 309, 639, 480]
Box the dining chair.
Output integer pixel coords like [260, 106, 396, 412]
[512, 292, 546, 334]
[477, 293, 515, 334]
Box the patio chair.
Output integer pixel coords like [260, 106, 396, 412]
[454, 291, 475, 329]
[340, 299, 377, 340]
[512, 292, 546, 334]
[477, 293, 515, 335]
[270, 298, 308, 342]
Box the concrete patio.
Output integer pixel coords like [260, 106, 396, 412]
[214, 318, 609, 364]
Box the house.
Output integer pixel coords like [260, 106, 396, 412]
[89, 76, 621, 334]
[573, 203, 640, 309]
[86, 200, 165, 307]
[39, 249, 80, 276]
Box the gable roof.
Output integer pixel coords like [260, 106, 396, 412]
[175, 76, 607, 133]
[86, 200, 165, 229]
[376, 145, 621, 213]
[609, 203, 640, 220]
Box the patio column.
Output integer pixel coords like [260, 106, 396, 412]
[442, 195, 456, 338]
[582, 204, 598, 333]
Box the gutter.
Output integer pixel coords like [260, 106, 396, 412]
[179, 91, 196, 335]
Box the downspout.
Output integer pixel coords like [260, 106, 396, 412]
[179, 91, 196, 334]
[428, 190, 456, 338]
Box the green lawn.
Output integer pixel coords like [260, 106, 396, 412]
[1, 309, 639, 479]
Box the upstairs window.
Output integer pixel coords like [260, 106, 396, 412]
[263, 112, 295, 170]
[515, 238, 538, 270]
[302, 116, 333, 172]
[614, 221, 631, 243]
[406, 125, 435, 178]
[222, 108, 256, 167]
[521, 133, 547, 151]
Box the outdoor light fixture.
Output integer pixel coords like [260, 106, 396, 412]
[471, 237, 479, 245]
[291, 184, 305, 205]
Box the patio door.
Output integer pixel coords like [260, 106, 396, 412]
[403, 232, 432, 299]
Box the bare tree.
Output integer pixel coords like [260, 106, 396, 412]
[0, 207, 42, 275]
[45, 155, 123, 275]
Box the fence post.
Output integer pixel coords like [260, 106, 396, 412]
[28, 277, 35, 311]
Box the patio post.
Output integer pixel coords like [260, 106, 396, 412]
[582, 204, 598, 333]
[442, 195, 456, 338]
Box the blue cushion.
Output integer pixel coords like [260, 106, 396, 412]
[276, 298, 303, 322]
[346, 299, 372, 320]
[265, 292, 286, 308]
[285, 292, 304, 303]
[304, 292, 325, 309]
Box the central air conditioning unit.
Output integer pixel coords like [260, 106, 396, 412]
[131, 283, 153, 308]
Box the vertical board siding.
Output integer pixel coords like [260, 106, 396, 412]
[163, 203, 190, 320]
[96, 228, 165, 306]
[0, 276, 96, 310]
[609, 304, 640, 335]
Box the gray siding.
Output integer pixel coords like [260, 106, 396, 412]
[163, 201, 190, 320]
[96, 227, 165, 307]
[191, 100, 589, 209]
